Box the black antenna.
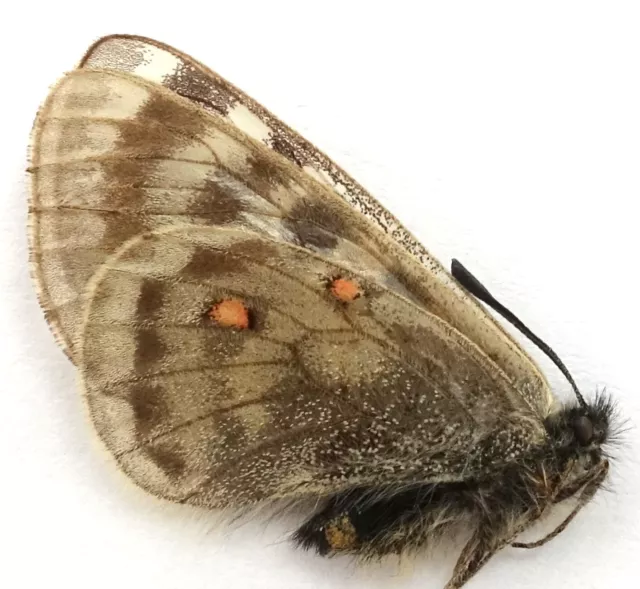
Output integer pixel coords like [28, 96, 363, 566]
[451, 258, 588, 410]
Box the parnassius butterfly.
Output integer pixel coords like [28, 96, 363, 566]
[28, 35, 617, 589]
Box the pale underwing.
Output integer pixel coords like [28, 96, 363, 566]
[28, 34, 621, 588]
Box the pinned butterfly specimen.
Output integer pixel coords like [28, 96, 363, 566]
[29, 35, 619, 588]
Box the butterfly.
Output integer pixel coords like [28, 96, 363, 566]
[28, 34, 617, 588]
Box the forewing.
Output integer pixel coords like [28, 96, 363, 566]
[79, 225, 548, 508]
[30, 54, 552, 413]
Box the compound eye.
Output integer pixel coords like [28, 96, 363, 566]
[574, 415, 594, 446]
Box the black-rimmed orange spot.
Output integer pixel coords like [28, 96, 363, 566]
[329, 278, 362, 303]
[208, 299, 250, 329]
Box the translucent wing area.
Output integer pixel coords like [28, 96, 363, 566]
[80, 225, 547, 507]
[30, 45, 553, 413]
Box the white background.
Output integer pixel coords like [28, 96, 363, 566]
[1, 2, 639, 588]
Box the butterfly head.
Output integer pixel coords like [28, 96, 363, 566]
[572, 396, 614, 450]
[545, 391, 621, 478]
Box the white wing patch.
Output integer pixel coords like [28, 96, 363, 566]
[227, 104, 273, 143]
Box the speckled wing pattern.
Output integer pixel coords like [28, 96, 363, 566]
[29, 36, 553, 507]
[81, 225, 547, 506]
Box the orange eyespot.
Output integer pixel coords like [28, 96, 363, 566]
[208, 299, 250, 329]
[329, 277, 362, 303]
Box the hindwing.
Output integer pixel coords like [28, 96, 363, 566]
[80, 225, 547, 507]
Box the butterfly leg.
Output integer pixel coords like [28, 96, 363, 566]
[446, 458, 608, 589]
[511, 461, 608, 550]
[445, 502, 557, 589]
[444, 523, 509, 589]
